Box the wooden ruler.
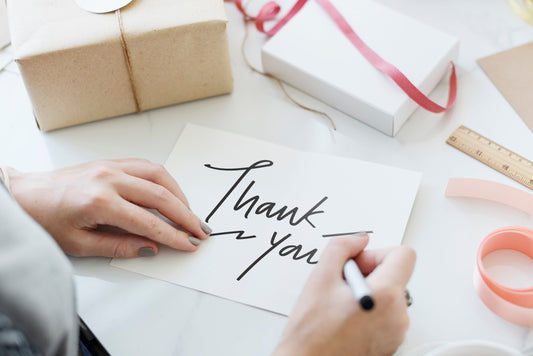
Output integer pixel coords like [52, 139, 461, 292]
[446, 125, 533, 190]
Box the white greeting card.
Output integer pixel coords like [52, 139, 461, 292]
[111, 124, 421, 315]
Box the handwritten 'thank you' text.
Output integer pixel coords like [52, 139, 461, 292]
[204, 160, 328, 280]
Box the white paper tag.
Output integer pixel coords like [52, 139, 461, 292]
[74, 0, 134, 14]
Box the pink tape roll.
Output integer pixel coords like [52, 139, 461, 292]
[474, 227, 533, 326]
[446, 178, 533, 325]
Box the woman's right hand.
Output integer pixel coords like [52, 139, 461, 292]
[273, 234, 416, 356]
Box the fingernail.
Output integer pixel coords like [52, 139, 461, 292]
[200, 221, 212, 235]
[351, 231, 373, 237]
[138, 247, 155, 257]
[188, 236, 202, 246]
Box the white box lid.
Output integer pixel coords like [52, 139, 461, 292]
[262, 0, 458, 128]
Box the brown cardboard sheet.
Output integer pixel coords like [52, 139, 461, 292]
[478, 42, 533, 133]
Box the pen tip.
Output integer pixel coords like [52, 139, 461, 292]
[360, 296, 374, 311]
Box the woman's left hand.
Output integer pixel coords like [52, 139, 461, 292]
[6, 159, 211, 258]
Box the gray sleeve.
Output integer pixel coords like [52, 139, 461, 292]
[0, 313, 42, 356]
[0, 182, 79, 356]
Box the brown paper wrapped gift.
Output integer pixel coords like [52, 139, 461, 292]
[8, 0, 233, 131]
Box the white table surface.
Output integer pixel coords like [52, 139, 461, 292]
[1, 0, 533, 355]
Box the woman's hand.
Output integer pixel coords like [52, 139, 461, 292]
[273, 234, 416, 356]
[6, 159, 211, 258]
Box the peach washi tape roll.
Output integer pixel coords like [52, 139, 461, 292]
[446, 178, 533, 215]
[446, 178, 533, 325]
[474, 227, 533, 326]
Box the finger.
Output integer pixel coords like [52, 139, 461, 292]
[363, 246, 416, 289]
[353, 247, 396, 275]
[71, 230, 159, 258]
[317, 234, 370, 277]
[114, 175, 209, 240]
[112, 158, 190, 207]
[101, 198, 199, 251]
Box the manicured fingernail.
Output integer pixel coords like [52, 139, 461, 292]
[138, 247, 155, 257]
[188, 236, 202, 246]
[200, 221, 212, 235]
[351, 231, 373, 237]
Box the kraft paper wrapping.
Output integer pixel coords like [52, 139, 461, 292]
[478, 42, 533, 133]
[8, 0, 233, 131]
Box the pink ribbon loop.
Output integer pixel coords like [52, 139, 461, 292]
[226, 0, 457, 114]
[226, 0, 307, 36]
[255, 2, 281, 34]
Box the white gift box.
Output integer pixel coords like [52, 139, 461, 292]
[261, 0, 459, 136]
[0, 0, 9, 48]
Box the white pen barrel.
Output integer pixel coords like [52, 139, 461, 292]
[344, 259, 374, 310]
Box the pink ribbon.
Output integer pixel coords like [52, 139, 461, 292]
[227, 0, 308, 36]
[225, 0, 457, 114]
